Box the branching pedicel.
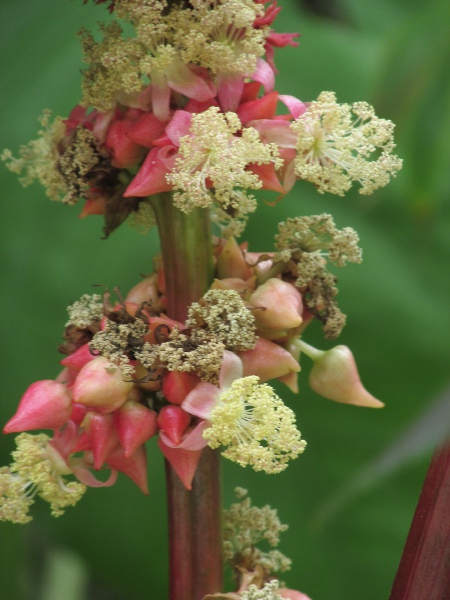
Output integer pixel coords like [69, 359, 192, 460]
[1, 1, 401, 598]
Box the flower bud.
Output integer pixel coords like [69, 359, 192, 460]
[113, 401, 158, 457]
[217, 237, 253, 280]
[72, 357, 133, 414]
[250, 278, 303, 340]
[162, 371, 201, 405]
[81, 412, 119, 470]
[3, 380, 72, 433]
[309, 345, 383, 408]
[157, 406, 192, 446]
[60, 343, 94, 372]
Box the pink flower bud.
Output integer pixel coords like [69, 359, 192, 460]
[157, 406, 192, 446]
[72, 357, 133, 414]
[106, 444, 149, 495]
[113, 401, 158, 457]
[238, 337, 300, 383]
[60, 343, 94, 372]
[216, 237, 253, 280]
[125, 275, 161, 310]
[250, 278, 303, 340]
[3, 380, 72, 433]
[105, 119, 146, 168]
[309, 345, 384, 408]
[162, 371, 200, 405]
[279, 589, 313, 600]
[81, 412, 119, 470]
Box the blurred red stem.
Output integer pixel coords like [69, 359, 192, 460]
[389, 441, 450, 600]
[152, 194, 222, 600]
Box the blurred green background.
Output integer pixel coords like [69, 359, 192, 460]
[1, 0, 449, 598]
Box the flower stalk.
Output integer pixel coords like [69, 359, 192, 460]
[152, 191, 222, 600]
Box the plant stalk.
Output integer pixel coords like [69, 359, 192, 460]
[151, 193, 222, 600]
[389, 441, 450, 600]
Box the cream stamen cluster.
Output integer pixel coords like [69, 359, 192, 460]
[223, 488, 291, 576]
[240, 580, 284, 600]
[167, 108, 281, 213]
[186, 289, 257, 352]
[292, 91, 402, 195]
[1, 110, 67, 201]
[204, 376, 306, 473]
[0, 434, 86, 523]
[66, 293, 104, 329]
[180, 0, 266, 75]
[89, 317, 148, 377]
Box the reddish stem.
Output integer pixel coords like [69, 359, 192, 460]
[389, 441, 450, 600]
[152, 194, 222, 600]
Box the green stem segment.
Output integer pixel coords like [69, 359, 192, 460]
[151, 193, 222, 600]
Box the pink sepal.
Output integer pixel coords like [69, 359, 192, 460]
[167, 60, 215, 102]
[157, 406, 191, 446]
[104, 119, 146, 168]
[3, 380, 72, 433]
[248, 162, 284, 193]
[82, 412, 119, 470]
[237, 91, 279, 124]
[247, 119, 296, 148]
[158, 424, 207, 490]
[162, 371, 201, 405]
[106, 445, 149, 495]
[217, 73, 245, 112]
[219, 351, 243, 389]
[60, 343, 93, 372]
[71, 460, 118, 488]
[127, 111, 168, 148]
[114, 401, 158, 457]
[165, 110, 192, 146]
[239, 338, 300, 383]
[182, 383, 220, 420]
[79, 197, 107, 218]
[124, 147, 172, 197]
[240, 82, 262, 103]
[252, 58, 275, 93]
[266, 31, 300, 48]
[50, 420, 79, 460]
[160, 420, 210, 451]
[278, 95, 307, 119]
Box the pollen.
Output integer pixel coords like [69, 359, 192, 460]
[166, 107, 281, 213]
[240, 580, 284, 600]
[203, 377, 306, 474]
[186, 289, 257, 352]
[274, 214, 362, 339]
[1, 110, 67, 201]
[89, 317, 148, 378]
[223, 488, 291, 577]
[179, 0, 266, 76]
[0, 434, 86, 523]
[292, 91, 402, 196]
[66, 293, 103, 329]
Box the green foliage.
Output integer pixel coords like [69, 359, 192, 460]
[0, 0, 448, 598]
